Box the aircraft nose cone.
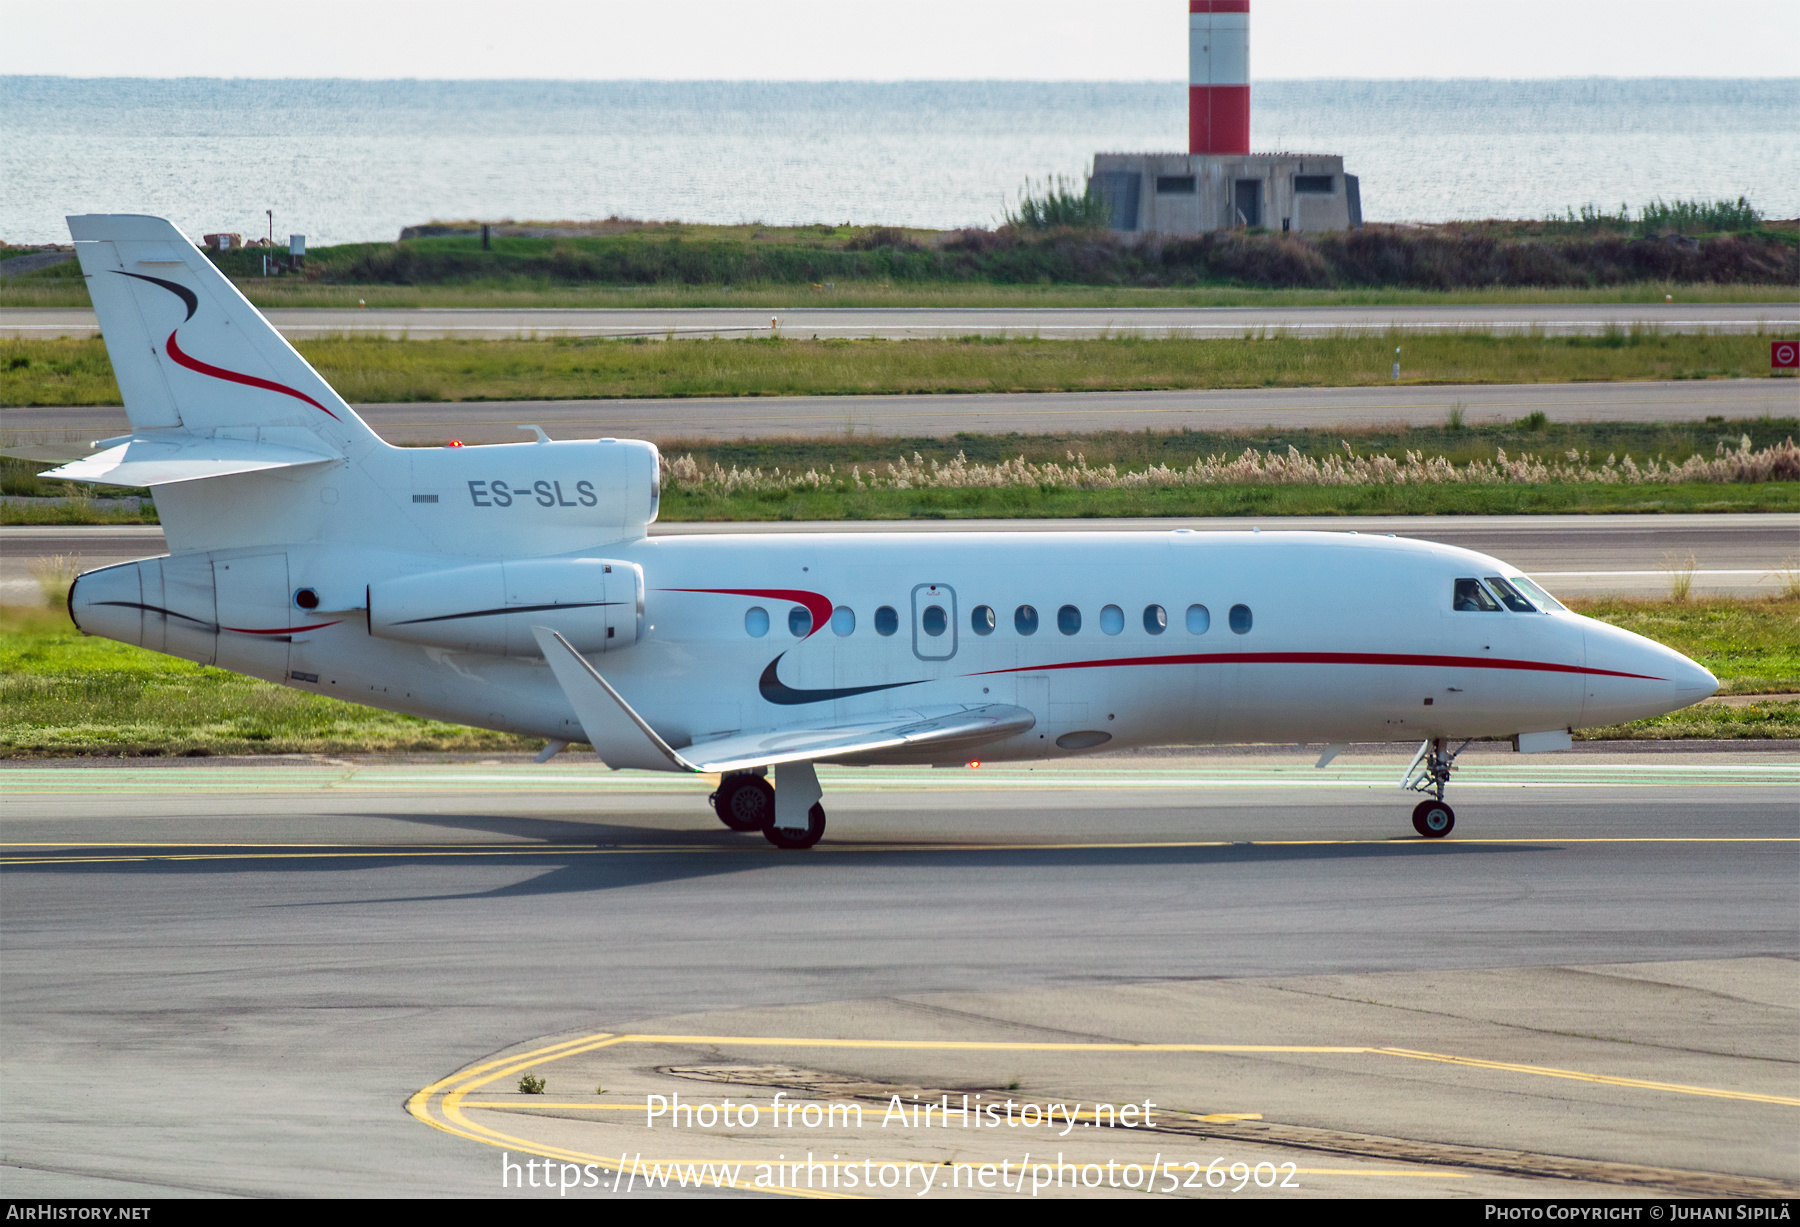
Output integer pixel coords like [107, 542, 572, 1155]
[1673, 655, 1719, 701]
[1581, 619, 1717, 725]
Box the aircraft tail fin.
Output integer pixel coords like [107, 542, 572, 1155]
[66, 214, 381, 453]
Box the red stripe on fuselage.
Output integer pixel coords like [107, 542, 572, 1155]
[222, 620, 342, 636]
[164, 331, 341, 421]
[663, 588, 834, 638]
[968, 651, 1663, 681]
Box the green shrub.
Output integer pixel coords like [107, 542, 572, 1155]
[1003, 177, 1110, 232]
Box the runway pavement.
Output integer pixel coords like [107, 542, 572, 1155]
[6, 379, 1795, 447]
[4, 514, 1795, 606]
[1, 751, 1795, 1197]
[5, 301, 1796, 341]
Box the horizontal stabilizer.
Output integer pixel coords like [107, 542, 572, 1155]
[533, 627, 1035, 774]
[40, 432, 340, 487]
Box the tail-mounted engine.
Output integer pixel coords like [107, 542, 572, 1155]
[368, 557, 643, 657]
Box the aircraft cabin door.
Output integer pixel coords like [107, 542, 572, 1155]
[911, 583, 957, 661]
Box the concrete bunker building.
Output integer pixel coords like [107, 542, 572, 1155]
[1090, 1, 1361, 235]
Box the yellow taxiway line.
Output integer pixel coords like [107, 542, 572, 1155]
[408, 1032, 850, 1199]
[406, 1024, 1796, 1196]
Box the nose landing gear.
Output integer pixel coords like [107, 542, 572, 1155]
[1412, 798, 1455, 837]
[1402, 737, 1470, 839]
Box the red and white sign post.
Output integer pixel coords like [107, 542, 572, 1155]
[1773, 341, 1799, 370]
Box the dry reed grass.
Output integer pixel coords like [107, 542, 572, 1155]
[664, 436, 1800, 495]
[27, 554, 79, 606]
[1660, 551, 1699, 602]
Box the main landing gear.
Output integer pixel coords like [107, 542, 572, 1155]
[709, 771, 827, 850]
[1402, 737, 1471, 839]
[764, 803, 827, 850]
[710, 773, 772, 831]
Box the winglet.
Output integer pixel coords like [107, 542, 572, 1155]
[532, 626, 696, 773]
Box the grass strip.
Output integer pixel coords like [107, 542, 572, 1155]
[1, 598, 1793, 757]
[8, 416, 1797, 525]
[6, 332, 1798, 408]
[0, 605, 533, 757]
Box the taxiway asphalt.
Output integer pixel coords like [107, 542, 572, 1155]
[5, 302, 1795, 342]
[6, 379, 1795, 448]
[1, 751, 1795, 1197]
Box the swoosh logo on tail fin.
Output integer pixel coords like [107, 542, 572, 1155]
[113, 269, 342, 421]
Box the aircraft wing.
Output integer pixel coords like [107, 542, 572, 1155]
[678, 704, 1036, 774]
[533, 626, 1034, 774]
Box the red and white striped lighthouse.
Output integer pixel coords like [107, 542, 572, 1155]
[1190, 0, 1250, 155]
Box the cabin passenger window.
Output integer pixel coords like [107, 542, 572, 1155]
[788, 606, 813, 636]
[1014, 605, 1039, 635]
[921, 605, 947, 636]
[971, 605, 996, 635]
[874, 605, 899, 636]
[745, 607, 770, 637]
[1229, 604, 1252, 634]
[831, 606, 856, 636]
[1058, 605, 1082, 635]
[1143, 604, 1167, 634]
[1453, 578, 1502, 612]
[1186, 604, 1210, 634]
[1100, 605, 1124, 635]
[1484, 576, 1538, 613]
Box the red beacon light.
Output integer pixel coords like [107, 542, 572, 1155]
[446, 440, 463, 447]
[967, 760, 981, 769]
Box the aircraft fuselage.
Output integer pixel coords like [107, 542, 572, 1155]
[72, 528, 1715, 763]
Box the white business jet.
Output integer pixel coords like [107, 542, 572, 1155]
[55, 215, 1717, 847]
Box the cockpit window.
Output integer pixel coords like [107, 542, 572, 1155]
[1453, 578, 1502, 612]
[1484, 575, 1538, 613]
[1507, 575, 1566, 612]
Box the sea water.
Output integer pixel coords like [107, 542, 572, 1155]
[2, 77, 1795, 246]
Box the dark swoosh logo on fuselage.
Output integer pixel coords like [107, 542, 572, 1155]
[758, 652, 926, 706]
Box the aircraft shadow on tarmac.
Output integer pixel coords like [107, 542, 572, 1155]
[4, 828, 1538, 904]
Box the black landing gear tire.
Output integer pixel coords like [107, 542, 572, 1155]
[763, 803, 826, 850]
[1411, 799, 1455, 839]
[712, 774, 774, 832]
